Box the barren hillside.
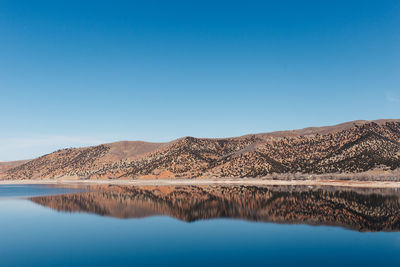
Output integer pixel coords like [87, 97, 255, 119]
[0, 160, 30, 174]
[2, 119, 400, 180]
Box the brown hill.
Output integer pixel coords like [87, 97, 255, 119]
[0, 160, 30, 174]
[1, 119, 400, 180]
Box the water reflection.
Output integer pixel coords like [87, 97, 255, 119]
[30, 185, 400, 232]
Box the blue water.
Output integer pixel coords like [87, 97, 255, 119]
[1, 185, 400, 266]
[0, 185, 80, 198]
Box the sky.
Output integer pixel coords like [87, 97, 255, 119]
[0, 0, 399, 161]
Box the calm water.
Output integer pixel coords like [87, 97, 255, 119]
[1, 184, 400, 266]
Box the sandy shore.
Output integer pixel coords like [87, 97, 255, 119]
[1, 178, 400, 188]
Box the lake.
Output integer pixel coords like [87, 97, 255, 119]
[1, 184, 400, 266]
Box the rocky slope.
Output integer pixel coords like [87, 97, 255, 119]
[31, 185, 400, 231]
[0, 160, 29, 173]
[1, 119, 400, 180]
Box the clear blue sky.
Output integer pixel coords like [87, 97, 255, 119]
[0, 0, 399, 160]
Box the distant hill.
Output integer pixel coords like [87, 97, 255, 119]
[1, 119, 400, 180]
[0, 160, 30, 174]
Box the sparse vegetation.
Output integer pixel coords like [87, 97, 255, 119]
[2, 120, 400, 181]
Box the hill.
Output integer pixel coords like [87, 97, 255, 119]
[0, 160, 30, 173]
[1, 119, 400, 180]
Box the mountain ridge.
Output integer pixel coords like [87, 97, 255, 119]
[1, 119, 400, 180]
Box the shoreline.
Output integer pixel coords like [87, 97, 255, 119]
[1, 178, 400, 188]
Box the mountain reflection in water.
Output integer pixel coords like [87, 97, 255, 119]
[30, 185, 400, 232]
